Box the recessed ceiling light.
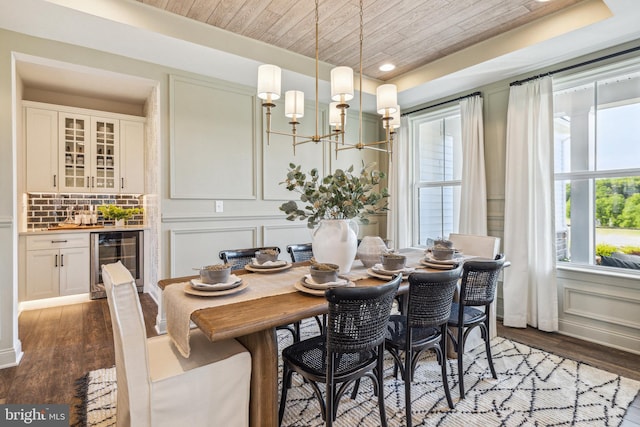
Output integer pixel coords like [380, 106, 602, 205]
[379, 63, 396, 72]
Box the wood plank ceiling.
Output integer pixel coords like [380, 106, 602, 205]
[137, 0, 585, 81]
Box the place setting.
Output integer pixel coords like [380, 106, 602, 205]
[294, 261, 355, 296]
[421, 239, 464, 270]
[185, 264, 248, 297]
[244, 249, 293, 273]
[366, 253, 415, 280]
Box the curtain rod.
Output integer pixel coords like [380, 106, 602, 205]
[510, 44, 640, 86]
[402, 91, 482, 116]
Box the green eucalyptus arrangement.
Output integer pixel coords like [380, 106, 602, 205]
[98, 205, 143, 221]
[279, 162, 389, 229]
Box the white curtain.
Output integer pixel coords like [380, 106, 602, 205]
[459, 95, 487, 235]
[387, 115, 411, 250]
[503, 76, 558, 331]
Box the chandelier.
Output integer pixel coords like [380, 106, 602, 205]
[256, 0, 400, 157]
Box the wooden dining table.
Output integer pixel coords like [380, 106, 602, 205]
[157, 249, 472, 427]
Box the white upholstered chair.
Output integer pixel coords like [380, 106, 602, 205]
[102, 261, 251, 427]
[448, 233, 501, 259]
[447, 233, 502, 351]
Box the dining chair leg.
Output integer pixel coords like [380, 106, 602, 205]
[278, 363, 293, 426]
[457, 325, 466, 399]
[404, 337, 413, 427]
[440, 326, 454, 409]
[376, 345, 389, 427]
[483, 316, 497, 379]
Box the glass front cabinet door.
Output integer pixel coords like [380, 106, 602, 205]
[59, 114, 90, 192]
[58, 114, 119, 193]
[92, 117, 120, 192]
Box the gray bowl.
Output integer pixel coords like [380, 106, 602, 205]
[381, 253, 406, 271]
[199, 264, 231, 284]
[431, 248, 455, 260]
[310, 264, 339, 283]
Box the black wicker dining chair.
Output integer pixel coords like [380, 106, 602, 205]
[286, 243, 325, 334]
[278, 275, 401, 427]
[219, 246, 281, 271]
[286, 243, 313, 263]
[385, 267, 462, 425]
[219, 246, 300, 342]
[447, 254, 505, 399]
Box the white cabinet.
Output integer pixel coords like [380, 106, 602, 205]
[24, 103, 145, 194]
[119, 120, 145, 194]
[24, 233, 90, 300]
[25, 108, 59, 192]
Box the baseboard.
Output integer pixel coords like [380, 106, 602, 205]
[558, 318, 640, 356]
[0, 342, 23, 369]
[18, 293, 91, 313]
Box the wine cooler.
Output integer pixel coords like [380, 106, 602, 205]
[90, 230, 143, 299]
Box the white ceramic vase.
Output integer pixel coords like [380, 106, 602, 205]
[312, 219, 359, 274]
[357, 236, 388, 268]
[115, 218, 125, 227]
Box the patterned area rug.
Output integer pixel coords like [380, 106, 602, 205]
[77, 322, 640, 426]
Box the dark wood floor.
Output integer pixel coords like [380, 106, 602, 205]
[1, 294, 638, 426]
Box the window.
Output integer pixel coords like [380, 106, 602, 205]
[553, 60, 640, 271]
[411, 106, 462, 246]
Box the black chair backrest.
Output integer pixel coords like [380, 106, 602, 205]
[325, 275, 401, 353]
[219, 246, 281, 271]
[459, 254, 505, 306]
[286, 243, 313, 263]
[406, 266, 462, 329]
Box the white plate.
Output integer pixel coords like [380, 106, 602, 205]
[301, 275, 351, 290]
[366, 268, 409, 280]
[420, 260, 458, 270]
[247, 260, 288, 269]
[371, 264, 416, 275]
[423, 254, 463, 265]
[294, 280, 354, 296]
[184, 280, 248, 297]
[189, 275, 242, 291]
[244, 262, 293, 273]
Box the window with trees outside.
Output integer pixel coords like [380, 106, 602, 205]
[553, 59, 640, 272]
[411, 106, 462, 246]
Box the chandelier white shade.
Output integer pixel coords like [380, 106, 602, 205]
[330, 66, 354, 102]
[329, 102, 344, 128]
[257, 64, 281, 102]
[376, 84, 398, 115]
[389, 105, 401, 128]
[285, 90, 304, 119]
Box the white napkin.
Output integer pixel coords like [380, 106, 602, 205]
[251, 258, 287, 267]
[373, 263, 415, 274]
[303, 274, 349, 287]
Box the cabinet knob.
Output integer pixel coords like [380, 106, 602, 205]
[61, 254, 64, 267]
[53, 174, 57, 188]
[121, 177, 125, 189]
[51, 240, 68, 244]
[54, 254, 58, 268]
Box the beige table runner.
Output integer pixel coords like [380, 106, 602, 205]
[165, 265, 311, 357]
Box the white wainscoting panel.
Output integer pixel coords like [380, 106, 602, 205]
[563, 283, 640, 329]
[263, 99, 327, 201]
[169, 226, 257, 277]
[169, 75, 257, 199]
[263, 223, 314, 258]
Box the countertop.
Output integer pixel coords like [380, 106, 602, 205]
[20, 225, 149, 235]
